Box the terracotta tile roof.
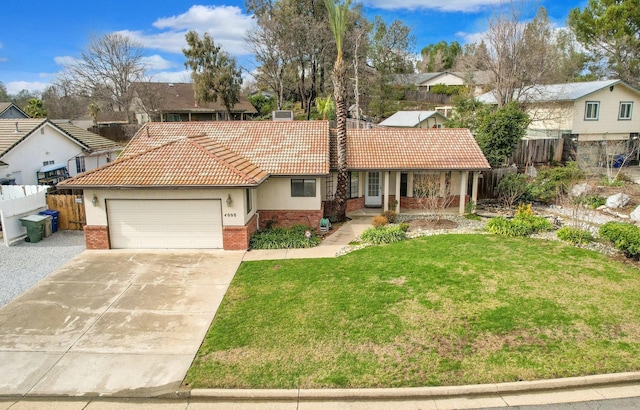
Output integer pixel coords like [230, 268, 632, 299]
[59, 135, 268, 188]
[132, 82, 258, 114]
[53, 121, 122, 152]
[122, 121, 330, 175]
[331, 128, 490, 171]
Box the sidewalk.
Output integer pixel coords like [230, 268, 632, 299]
[242, 216, 371, 261]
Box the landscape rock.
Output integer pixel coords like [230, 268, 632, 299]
[570, 183, 592, 197]
[605, 193, 630, 209]
[631, 206, 640, 222]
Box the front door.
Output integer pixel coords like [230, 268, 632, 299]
[365, 172, 382, 207]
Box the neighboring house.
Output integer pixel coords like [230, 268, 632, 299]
[378, 111, 447, 128]
[0, 103, 29, 119]
[58, 121, 490, 251]
[0, 119, 122, 185]
[392, 71, 491, 97]
[477, 79, 640, 165]
[131, 82, 258, 123]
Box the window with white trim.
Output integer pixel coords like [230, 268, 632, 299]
[75, 156, 86, 173]
[619, 102, 633, 120]
[347, 172, 359, 199]
[246, 189, 252, 214]
[585, 101, 600, 120]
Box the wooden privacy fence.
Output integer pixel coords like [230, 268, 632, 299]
[46, 194, 86, 230]
[477, 167, 517, 199]
[509, 138, 564, 165]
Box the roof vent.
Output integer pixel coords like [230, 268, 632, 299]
[168, 83, 174, 87]
[272, 110, 294, 121]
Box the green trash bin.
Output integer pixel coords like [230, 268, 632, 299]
[20, 214, 48, 243]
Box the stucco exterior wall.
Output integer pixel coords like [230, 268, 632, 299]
[84, 188, 254, 228]
[2, 123, 86, 185]
[257, 177, 322, 211]
[527, 102, 575, 132]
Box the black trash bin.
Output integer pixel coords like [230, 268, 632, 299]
[39, 210, 60, 232]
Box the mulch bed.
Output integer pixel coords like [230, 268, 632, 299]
[407, 218, 458, 231]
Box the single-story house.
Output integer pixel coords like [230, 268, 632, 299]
[131, 82, 258, 123]
[378, 111, 447, 128]
[0, 119, 122, 185]
[58, 121, 490, 251]
[0, 102, 29, 119]
[392, 71, 491, 97]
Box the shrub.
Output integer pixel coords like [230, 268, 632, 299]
[250, 225, 320, 249]
[486, 208, 553, 237]
[574, 194, 606, 209]
[497, 173, 530, 208]
[360, 224, 408, 245]
[529, 163, 584, 204]
[382, 210, 398, 224]
[599, 222, 640, 259]
[557, 226, 594, 245]
[372, 215, 389, 227]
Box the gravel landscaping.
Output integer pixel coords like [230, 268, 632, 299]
[0, 230, 85, 307]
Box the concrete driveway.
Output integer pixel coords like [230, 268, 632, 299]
[0, 249, 244, 397]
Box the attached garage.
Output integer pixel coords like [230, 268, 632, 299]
[107, 199, 223, 249]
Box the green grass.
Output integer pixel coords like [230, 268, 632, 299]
[185, 234, 640, 389]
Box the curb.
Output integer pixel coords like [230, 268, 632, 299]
[189, 372, 640, 400]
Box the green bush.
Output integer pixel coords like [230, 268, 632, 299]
[497, 173, 530, 207]
[529, 163, 584, 204]
[599, 222, 640, 259]
[486, 214, 553, 237]
[361, 224, 409, 245]
[574, 194, 606, 209]
[250, 225, 320, 249]
[557, 226, 594, 245]
[382, 210, 398, 224]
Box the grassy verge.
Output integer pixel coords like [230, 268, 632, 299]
[185, 234, 640, 388]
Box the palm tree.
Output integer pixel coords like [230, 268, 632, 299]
[324, 0, 351, 222]
[315, 96, 335, 120]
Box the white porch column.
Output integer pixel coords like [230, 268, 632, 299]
[471, 172, 479, 213]
[395, 172, 401, 213]
[407, 172, 414, 197]
[384, 171, 390, 212]
[459, 171, 469, 215]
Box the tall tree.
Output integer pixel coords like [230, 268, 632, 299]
[568, 0, 640, 87]
[183, 31, 243, 118]
[23, 98, 48, 118]
[369, 16, 415, 75]
[417, 41, 462, 73]
[325, 0, 351, 222]
[0, 82, 9, 102]
[62, 33, 146, 120]
[42, 78, 87, 120]
[459, 6, 586, 106]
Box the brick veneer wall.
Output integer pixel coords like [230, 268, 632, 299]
[84, 225, 109, 249]
[346, 197, 365, 212]
[223, 214, 258, 250]
[258, 209, 324, 230]
[401, 195, 466, 209]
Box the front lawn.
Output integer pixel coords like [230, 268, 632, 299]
[185, 234, 640, 388]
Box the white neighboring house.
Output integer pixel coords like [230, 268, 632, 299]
[378, 111, 447, 128]
[477, 79, 640, 141]
[0, 119, 122, 185]
[477, 79, 640, 166]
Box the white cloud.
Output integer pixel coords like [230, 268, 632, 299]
[361, 0, 499, 12]
[6, 81, 49, 95]
[54, 55, 78, 67]
[142, 54, 175, 71]
[119, 5, 255, 57]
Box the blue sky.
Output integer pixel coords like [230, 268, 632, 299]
[0, 0, 587, 95]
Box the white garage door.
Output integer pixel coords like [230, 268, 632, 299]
[107, 199, 223, 249]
